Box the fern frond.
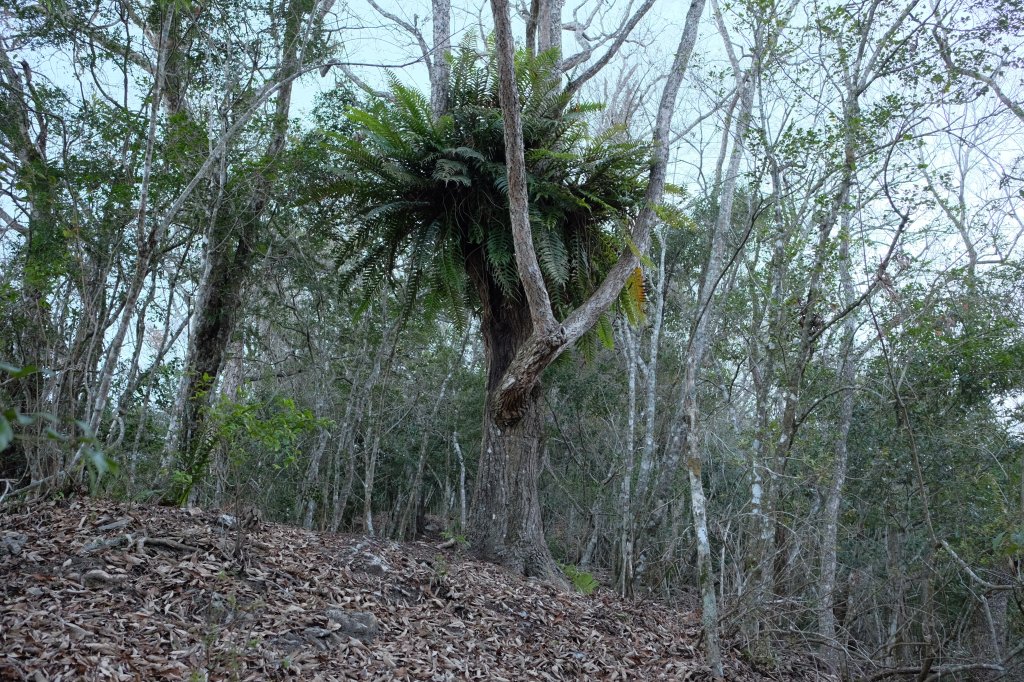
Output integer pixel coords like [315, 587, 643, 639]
[534, 222, 570, 287]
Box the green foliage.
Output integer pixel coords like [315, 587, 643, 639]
[889, 266, 1024, 410]
[992, 527, 1024, 556]
[170, 393, 327, 505]
[441, 529, 469, 547]
[559, 562, 599, 595]
[309, 43, 650, 327]
[0, 361, 116, 493]
[208, 395, 325, 469]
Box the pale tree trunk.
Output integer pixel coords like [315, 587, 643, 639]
[86, 9, 173, 440]
[742, 152, 789, 626]
[818, 213, 857, 670]
[616, 323, 640, 595]
[621, 225, 668, 589]
[297, 427, 330, 527]
[127, 256, 190, 487]
[299, 325, 371, 527]
[638, 3, 749, 544]
[968, 588, 1009, 682]
[398, 333, 466, 539]
[166, 0, 307, 501]
[361, 305, 403, 536]
[759, 86, 867, 612]
[0, 43, 73, 486]
[638, 227, 668, 502]
[452, 432, 467, 530]
[363, 426, 382, 536]
[306, 393, 355, 529]
[663, 55, 755, 676]
[429, 0, 451, 118]
[885, 523, 909, 666]
[331, 435, 358, 533]
[328, 336, 385, 532]
[531, 0, 562, 56]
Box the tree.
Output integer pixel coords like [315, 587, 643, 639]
[316, 46, 650, 579]
[162, 0, 337, 503]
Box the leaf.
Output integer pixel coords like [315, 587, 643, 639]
[624, 233, 655, 270]
[86, 448, 118, 479]
[621, 267, 647, 326]
[0, 414, 13, 451]
[626, 267, 646, 308]
[595, 314, 615, 350]
[44, 427, 69, 442]
[450, 146, 486, 163]
[432, 159, 470, 186]
[0, 362, 41, 379]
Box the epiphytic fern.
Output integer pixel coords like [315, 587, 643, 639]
[312, 42, 650, 331]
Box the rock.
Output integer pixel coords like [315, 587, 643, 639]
[1, 532, 27, 556]
[303, 627, 343, 650]
[325, 608, 379, 642]
[204, 592, 234, 624]
[82, 569, 125, 587]
[267, 632, 306, 653]
[352, 552, 390, 576]
[422, 515, 444, 534]
[217, 509, 261, 529]
[95, 518, 131, 532]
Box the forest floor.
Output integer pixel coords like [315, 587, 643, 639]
[1, 498, 825, 681]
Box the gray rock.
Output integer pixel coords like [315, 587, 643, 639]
[303, 626, 345, 650]
[325, 608, 379, 642]
[268, 632, 306, 652]
[95, 518, 131, 532]
[350, 551, 390, 576]
[82, 568, 125, 587]
[1, 533, 27, 556]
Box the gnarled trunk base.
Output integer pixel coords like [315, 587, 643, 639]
[469, 385, 563, 583]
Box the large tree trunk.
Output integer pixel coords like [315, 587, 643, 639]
[466, 267, 562, 583]
[478, 0, 704, 586]
[968, 588, 1009, 682]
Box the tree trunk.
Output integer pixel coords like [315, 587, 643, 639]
[429, 0, 451, 118]
[398, 335, 463, 539]
[968, 588, 1008, 682]
[818, 214, 857, 670]
[475, 0, 704, 586]
[163, 0, 305, 502]
[467, 270, 562, 583]
[617, 322, 639, 595]
[453, 431, 467, 530]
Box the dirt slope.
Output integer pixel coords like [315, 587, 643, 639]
[1, 498, 821, 680]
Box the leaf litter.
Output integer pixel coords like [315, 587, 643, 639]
[1, 498, 828, 680]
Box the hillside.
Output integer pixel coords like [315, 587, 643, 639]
[1, 498, 823, 681]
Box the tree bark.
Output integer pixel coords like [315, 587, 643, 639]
[467, 263, 563, 582]
[616, 323, 639, 595]
[818, 213, 857, 670]
[398, 333, 465, 539]
[668, 56, 755, 680]
[429, 0, 451, 118]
